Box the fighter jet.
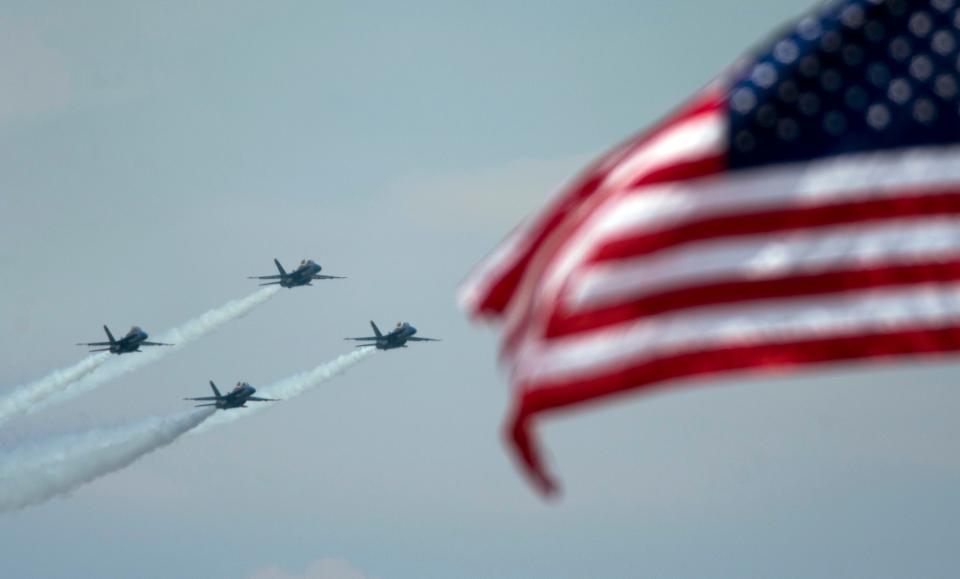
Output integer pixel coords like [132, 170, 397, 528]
[184, 380, 278, 409]
[77, 325, 173, 354]
[248, 258, 344, 288]
[345, 321, 441, 350]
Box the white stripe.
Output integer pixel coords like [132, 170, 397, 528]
[599, 110, 726, 192]
[515, 283, 960, 384]
[570, 217, 960, 308]
[457, 109, 726, 314]
[595, 145, 960, 241]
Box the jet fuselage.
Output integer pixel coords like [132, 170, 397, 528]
[215, 383, 259, 409]
[375, 323, 419, 350]
[280, 261, 323, 288]
[109, 327, 150, 354]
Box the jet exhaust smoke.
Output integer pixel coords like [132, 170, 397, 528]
[0, 407, 214, 513]
[195, 347, 375, 433]
[32, 286, 280, 414]
[0, 353, 110, 427]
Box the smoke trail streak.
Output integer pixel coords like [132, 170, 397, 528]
[0, 407, 214, 513]
[195, 347, 375, 433]
[33, 286, 280, 413]
[0, 353, 111, 426]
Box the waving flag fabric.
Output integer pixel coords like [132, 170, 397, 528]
[459, 0, 960, 495]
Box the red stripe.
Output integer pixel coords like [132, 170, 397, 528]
[624, 153, 726, 193]
[468, 91, 726, 318]
[592, 189, 960, 264]
[509, 323, 960, 494]
[548, 260, 960, 338]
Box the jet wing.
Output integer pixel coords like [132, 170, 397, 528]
[184, 396, 218, 401]
[344, 337, 378, 341]
[248, 274, 283, 280]
[407, 337, 441, 341]
[77, 342, 112, 346]
[141, 341, 174, 346]
[313, 274, 346, 279]
[246, 396, 279, 402]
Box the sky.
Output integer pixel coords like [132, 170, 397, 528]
[1, 1, 960, 577]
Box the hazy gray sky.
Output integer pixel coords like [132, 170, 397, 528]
[2, 1, 960, 578]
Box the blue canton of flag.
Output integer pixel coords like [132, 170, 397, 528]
[729, 0, 960, 168]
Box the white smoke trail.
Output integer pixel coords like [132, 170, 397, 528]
[0, 353, 111, 426]
[0, 407, 214, 513]
[195, 347, 375, 433]
[33, 286, 280, 413]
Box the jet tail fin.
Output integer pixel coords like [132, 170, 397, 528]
[274, 258, 287, 277]
[103, 325, 116, 344]
[209, 380, 222, 399]
[370, 321, 382, 338]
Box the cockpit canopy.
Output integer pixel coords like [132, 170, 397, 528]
[130, 326, 143, 334]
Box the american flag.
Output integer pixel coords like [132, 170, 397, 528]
[459, 0, 960, 495]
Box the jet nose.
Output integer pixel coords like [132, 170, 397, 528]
[409, 325, 417, 334]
